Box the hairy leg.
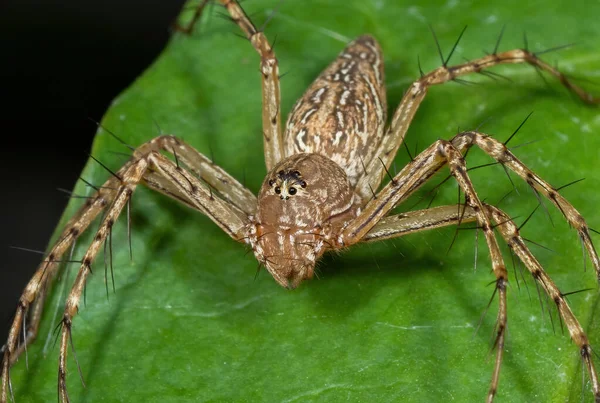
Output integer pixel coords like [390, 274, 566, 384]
[344, 130, 599, 280]
[176, 0, 284, 170]
[363, 203, 599, 400]
[136, 135, 256, 215]
[448, 130, 600, 280]
[363, 204, 476, 241]
[1, 137, 251, 403]
[346, 128, 598, 399]
[343, 131, 599, 398]
[355, 44, 599, 200]
[342, 139, 510, 399]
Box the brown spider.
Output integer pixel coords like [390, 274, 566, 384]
[2, 0, 600, 401]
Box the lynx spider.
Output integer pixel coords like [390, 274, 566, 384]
[2, 0, 600, 401]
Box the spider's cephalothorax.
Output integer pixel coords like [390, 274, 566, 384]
[2, 1, 600, 402]
[251, 153, 358, 288]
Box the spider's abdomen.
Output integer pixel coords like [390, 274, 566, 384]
[283, 35, 387, 188]
[251, 153, 358, 288]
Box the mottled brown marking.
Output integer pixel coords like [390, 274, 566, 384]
[284, 35, 386, 187]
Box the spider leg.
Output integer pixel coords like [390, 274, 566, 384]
[54, 151, 248, 402]
[172, 0, 212, 34]
[344, 129, 599, 400]
[449, 130, 600, 281]
[342, 139, 509, 399]
[1, 136, 251, 403]
[136, 135, 256, 215]
[343, 139, 489, 243]
[56, 158, 149, 403]
[363, 203, 600, 400]
[0, 170, 125, 403]
[141, 161, 252, 228]
[346, 130, 600, 282]
[363, 204, 477, 242]
[175, 0, 284, 170]
[355, 47, 599, 200]
[486, 204, 599, 399]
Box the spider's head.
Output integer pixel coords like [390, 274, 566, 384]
[251, 153, 358, 289]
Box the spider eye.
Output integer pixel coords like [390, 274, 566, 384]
[274, 186, 281, 194]
[268, 179, 275, 186]
[300, 180, 307, 188]
[288, 187, 297, 195]
[278, 170, 284, 176]
[293, 170, 301, 176]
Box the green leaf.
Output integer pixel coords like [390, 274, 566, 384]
[10, 1, 600, 401]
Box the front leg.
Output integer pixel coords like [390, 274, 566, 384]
[1, 136, 252, 403]
[54, 151, 250, 402]
[344, 139, 556, 401]
[135, 135, 257, 215]
[343, 132, 600, 400]
[346, 130, 600, 281]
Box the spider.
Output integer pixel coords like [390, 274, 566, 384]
[2, 0, 600, 401]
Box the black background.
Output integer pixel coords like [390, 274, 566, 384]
[0, 0, 186, 337]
